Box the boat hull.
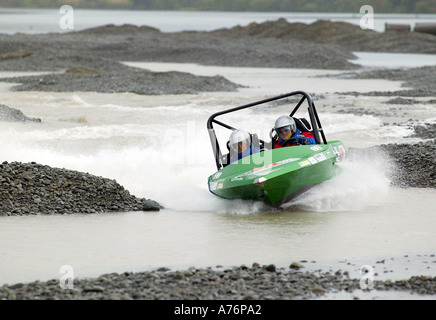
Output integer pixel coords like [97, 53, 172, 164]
[208, 141, 346, 206]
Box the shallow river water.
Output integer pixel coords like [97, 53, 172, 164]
[1, 55, 436, 299]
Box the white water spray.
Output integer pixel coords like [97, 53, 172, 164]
[283, 147, 393, 212]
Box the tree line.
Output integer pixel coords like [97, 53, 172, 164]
[1, 0, 435, 13]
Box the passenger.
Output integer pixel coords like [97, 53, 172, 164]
[273, 115, 316, 148]
[229, 129, 260, 163]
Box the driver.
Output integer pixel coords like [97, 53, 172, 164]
[229, 129, 260, 163]
[273, 115, 316, 149]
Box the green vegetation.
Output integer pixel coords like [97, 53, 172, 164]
[1, 0, 435, 13]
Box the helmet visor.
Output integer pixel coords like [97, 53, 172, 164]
[230, 139, 249, 153]
[276, 126, 291, 135]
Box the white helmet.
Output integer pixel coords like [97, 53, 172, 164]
[229, 129, 251, 152]
[274, 115, 296, 135]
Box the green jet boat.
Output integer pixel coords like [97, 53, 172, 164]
[207, 90, 346, 207]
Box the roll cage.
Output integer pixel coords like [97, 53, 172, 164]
[207, 91, 328, 171]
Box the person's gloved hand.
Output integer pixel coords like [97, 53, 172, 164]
[296, 135, 308, 145]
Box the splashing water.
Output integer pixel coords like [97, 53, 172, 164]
[1, 91, 397, 216]
[283, 147, 392, 212]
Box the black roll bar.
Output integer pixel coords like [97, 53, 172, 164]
[207, 91, 327, 170]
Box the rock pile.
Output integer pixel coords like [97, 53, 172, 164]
[409, 123, 436, 140]
[0, 161, 161, 216]
[380, 141, 436, 189]
[0, 104, 41, 122]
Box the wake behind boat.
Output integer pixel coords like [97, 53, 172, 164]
[207, 91, 346, 207]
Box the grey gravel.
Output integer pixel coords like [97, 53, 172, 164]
[347, 138, 436, 190]
[331, 66, 436, 98]
[211, 19, 436, 54]
[0, 104, 41, 122]
[1, 19, 435, 95]
[0, 161, 162, 216]
[0, 64, 242, 95]
[0, 264, 434, 300]
[408, 123, 436, 140]
[379, 141, 436, 189]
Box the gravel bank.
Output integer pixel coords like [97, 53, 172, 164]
[211, 19, 436, 54]
[0, 21, 360, 73]
[0, 59, 242, 95]
[381, 123, 435, 189]
[0, 161, 161, 216]
[0, 67, 242, 95]
[0, 103, 41, 122]
[379, 141, 436, 189]
[333, 66, 436, 98]
[1, 19, 435, 95]
[348, 122, 436, 190]
[0, 20, 358, 95]
[1, 263, 434, 300]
